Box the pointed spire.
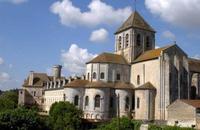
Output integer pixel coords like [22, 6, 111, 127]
[115, 11, 155, 34]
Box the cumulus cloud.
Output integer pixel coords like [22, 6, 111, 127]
[0, 0, 28, 4]
[50, 0, 132, 27]
[90, 28, 108, 43]
[0, 57, 4, 65]
[162, 30, 176, 41]
[61, 44, 97, 75]
[0, 72, 10, 83]
[145, 0, 200, 28]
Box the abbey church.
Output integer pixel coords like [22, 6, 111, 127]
[18, 11, 200, 128]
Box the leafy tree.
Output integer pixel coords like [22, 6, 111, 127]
[149, 124, 194, 130]
[0, 107, 45, 130]
[49, 101, 83, 130]
[95, 117, 141, 130]
[0, 90, 18, 112]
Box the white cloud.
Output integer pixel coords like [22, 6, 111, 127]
[90, 28, 108, 43]
[193, 54, 200, 60]
[61, 44, 97, 75]
[0, 0, 28, 4]
[162, 30, 176, 41]
[0, 72, 10, 83]
[50, 0, 132, 27]
[0, 57, 4, 65]
[155, 46, 160, 49]
[145, 0, 200, 28]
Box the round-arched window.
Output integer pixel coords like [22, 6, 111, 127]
[95, 95, 101, 108]
[93, 72, 96, 79]
[74, 95, 79, 106]
[100, 72, 105, 79]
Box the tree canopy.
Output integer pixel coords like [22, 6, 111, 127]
[49, 101, 83, 130]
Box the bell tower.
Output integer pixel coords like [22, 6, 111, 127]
[114, 11, 156, 63]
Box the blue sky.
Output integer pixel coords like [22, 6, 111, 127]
[0, 0, 200, 90]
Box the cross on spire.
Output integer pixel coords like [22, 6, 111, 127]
[134, 0, 137, 11]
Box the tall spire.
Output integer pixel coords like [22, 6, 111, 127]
[134, 0, 137, 11]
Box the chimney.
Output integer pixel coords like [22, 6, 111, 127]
[52, 65, 62, 80]
[28, 71, 34, 85]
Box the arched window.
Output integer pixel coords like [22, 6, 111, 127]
[87, 73, 90, 80]
[95, 95, 101, 108]
[118, 36, 122, 49]
[100, 72, 105, 79]
[136, 34, 141, 46]
[116, 73, 121, 80]
[74, 95, 79, 106]
[137, 75, 140, 85]
[125, 96, 129, 110]
[85, 96, 89, 106]
[93, 72, 96, 79]
[125, 34, 129, 47]
[146, 36, 150, 48]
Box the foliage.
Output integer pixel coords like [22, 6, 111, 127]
[95, 116, 141, 130]
[149, 124, 195, 130]
[48, 101, 83, 130]
[0, 90, 18, 112]
[0, 107, 47, 130]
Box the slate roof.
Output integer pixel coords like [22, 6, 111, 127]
[87, 52, 128, 65]
[64, 80, 134, 89]
[115, 11, 155, 34]
[188, 58, 200, 73]
[135, 82, 156, 90]
[133, 44, 174, 63]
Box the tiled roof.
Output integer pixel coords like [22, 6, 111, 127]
[115, 11, 155, 34]
[180, 100, 200, 108]
[133, 45, 174, 63]
[87, 52, 128, 65]
[64, 80, 134, 89]
[135, 82, 156, 90]
[188, 58, 200, 73]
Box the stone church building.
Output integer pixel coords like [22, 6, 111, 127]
[19, 11, 200, 123]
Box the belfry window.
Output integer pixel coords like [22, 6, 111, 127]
[125, 96, 130, 110]
[85, 96, 89, 106]
[95, 95, 101, 108]
[74, 95, 79, 106]
[100, 72, 105, 79]
[136, 34, 141, 46]
[118, 36, 122, 49]
[93, 72, 96, 79]
[125, 34, 129, 47]
[137, 75, 140, 85]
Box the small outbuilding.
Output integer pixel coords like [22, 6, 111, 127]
[167, 100, 200, 129]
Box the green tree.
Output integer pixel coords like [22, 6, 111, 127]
[95, 117, 141, 130]
[49, 101, 83, 130]
[0, 107, 45, 130]
[0, 90, 18, 112]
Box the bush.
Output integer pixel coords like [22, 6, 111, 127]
[48, 101, 83, 130]
[95, 116, 141, 130]
[149, 124, 195, 130]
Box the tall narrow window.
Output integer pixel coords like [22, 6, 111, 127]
[93, 72, 96, 79]
[146, 36, 150, 48]
[100, 72, 105, 79]
[110, 97, 114, 108]
[95, 95, 101, 108]
[125, 96, 130, 110]
[132, 96, 135, 110]
[85, 96, 89, 106]
[63, 94, 66, 101]
[74, 95, 79, 106]
[87, 73, 90, 80]
[125, 34, 129, 47]
[136, 34, 141, 46]
[137, 97, 140, 109]
[118, 36, 122, 49]
[137, 75, 140, 85]
[117, 73, 121, 80]
[33, 91, 36, 96]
